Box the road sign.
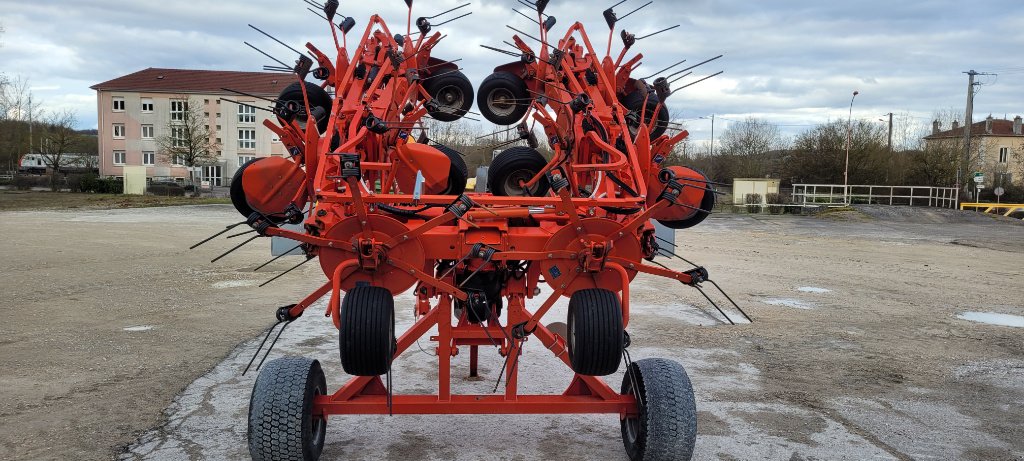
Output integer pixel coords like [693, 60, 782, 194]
[976, 184, 985, 190]
[973, 172, 984, 183]
[994, 187, 1005, 197]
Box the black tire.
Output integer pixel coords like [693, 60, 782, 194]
[620, 358, 697, 461]
[488, 146, 551, 197]
[657, 169, 715, 230]
[621, 89, 669, 140]
[276, 81, 333, 133]
[477, 71, 531, 125]
[431, 144, 469, 195]
[339, 286, 395, 376]
[424, 71, 474, 122]
[248, 357, 328, 461]
[567, 288, 623, 376]
[230, 157, 259, 218]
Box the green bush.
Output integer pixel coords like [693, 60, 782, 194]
[91, 177, 123, 194]
[745, 193, 762, 213]
[148, 183, 185, 196]
[67, 173, 98, 193]
[13, 175, 50, 190]
[765, 192, 790, 214]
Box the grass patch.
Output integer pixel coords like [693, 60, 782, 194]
[0, 190, 230, 211]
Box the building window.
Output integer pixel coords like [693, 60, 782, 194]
[171, 100, 187, 121]
[141, 98, 154, 113]
[271, 134, 281, 143]
[113, 151, 126, 165]
[171, 126, 186, 148]
[172, 154, 186, 166]
[113, 124, 125, 139]
[141, 124, 154, 139]
[143, 151, 155, 166]
[238, 104, 257, 124]
[112, 97, 125, 112]
[238, 128, 256, 150]
[238, 155, 256, 166]
[999, 147, 1009, 163]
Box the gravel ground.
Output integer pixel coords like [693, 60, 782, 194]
[2, 205, 1023, 460]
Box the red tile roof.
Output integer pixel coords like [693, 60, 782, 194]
[925, 117, 1023, 139]
[90, 68, 293, 96]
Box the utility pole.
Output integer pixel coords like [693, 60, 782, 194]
[885, 112, 893, 153]
[960, 70, 996, 201]
[700, 113, 715, 155]
[844, 91, 858, 204]
[961, 70, 977, 202]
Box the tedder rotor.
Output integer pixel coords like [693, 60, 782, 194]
[198, 0, 750, 459]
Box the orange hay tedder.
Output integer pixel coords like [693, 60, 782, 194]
[195, 0, 749, 459]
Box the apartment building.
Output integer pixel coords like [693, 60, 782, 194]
[91, 68, 292, 185]
[924, 115, 1024, 188]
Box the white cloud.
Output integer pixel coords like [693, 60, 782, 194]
[1, 0, 1019, 147]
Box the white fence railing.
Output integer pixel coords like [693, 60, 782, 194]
[791, 184, 959, 209]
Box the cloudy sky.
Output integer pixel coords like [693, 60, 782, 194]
[2, 0, 1022, 149]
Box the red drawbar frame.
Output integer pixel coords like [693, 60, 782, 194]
[314, 294, 637, 418]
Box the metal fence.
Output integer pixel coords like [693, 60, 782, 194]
[791, 184, 959, 209]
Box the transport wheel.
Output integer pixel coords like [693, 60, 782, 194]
[620, 358, 697, 461]
[477, 71, 530, 125]
[276, 81, 333, 133]
[567, 288, 623, 376]
[621, 89, 669, 140]
[231, 158, 259, 218]
[431, 144, 469, 195]
[248, 356, 327, 461]
[488, 146, 550, 196]
[656, 168, 716, 230]
[339, 286, 395, 376]
[425, 71, 474, 122]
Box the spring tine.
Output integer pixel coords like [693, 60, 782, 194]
[242, 320, 283, 375]
[618, 1, 653, 21]
[211, 235, 261, 263]
[227, 229, 258, 239]
[708, 279, 752, 322]
[248, 24, 305, 57]
[666, 54, 723, 79]
[435, 12, 472, 27]
[641, 58, 687, 80]
[693, 285, 735, 325]
[259, 256, 314, 287]
[426, 2, 471, 19]
[636, 24, 679, 40]
[254, 320, 291, 372]
[253, 243, 304, 272]
[513, 9, 541, 25]
[244, 41, 291, 68]
[672, 70, 724, 93]
[190, 221, 246, 249]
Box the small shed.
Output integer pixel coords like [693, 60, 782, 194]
[732, 178, 780, 205]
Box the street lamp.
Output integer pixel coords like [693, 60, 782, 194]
[844, 90, 859, 205]
[699, 114, 716, 156]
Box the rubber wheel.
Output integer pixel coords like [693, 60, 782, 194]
[488, 146, 550, 197]
[248, 357, 327, 461]
[230, 157, 259, 218]
[620, 358, 697, 461]
[657, 168, 716, 230]
[431, 144, 469, 195]
[276, 81, 333, 133]
[339, 286, 395, 376]
[621, 89, 669, 140]
[567, 288, 623, 376]
[424, 70, 474, 122]
[477, 71, 530, 125]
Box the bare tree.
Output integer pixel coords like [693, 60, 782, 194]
[156, 95, 219, 196]
[36, 110, 85, 190]
[717, 117, 786, 178]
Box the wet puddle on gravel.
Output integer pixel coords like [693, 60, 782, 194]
[957, 312, 1024, 327]
[123, 325, 155, 332]
[762, 298, 813, 309]
[797, 286, 831, 293]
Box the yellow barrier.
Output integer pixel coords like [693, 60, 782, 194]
[960, 202, 1024, 218]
